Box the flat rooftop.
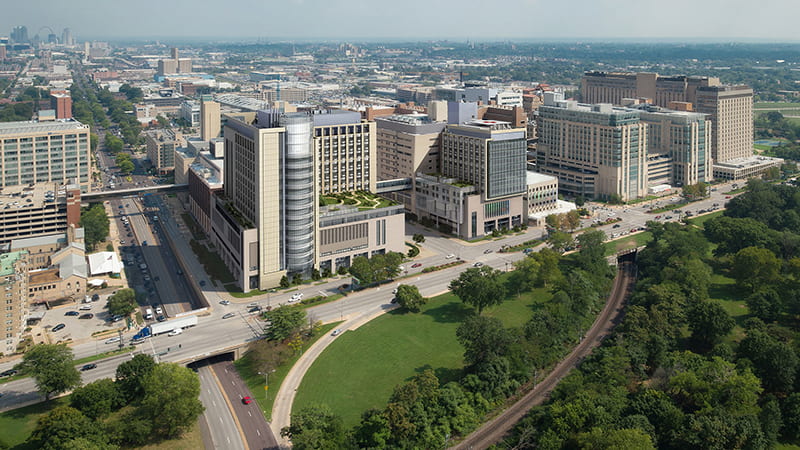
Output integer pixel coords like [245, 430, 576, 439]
[0, 119, 89, 137]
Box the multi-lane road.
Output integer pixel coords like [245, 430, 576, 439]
[0, 181, 743, 448]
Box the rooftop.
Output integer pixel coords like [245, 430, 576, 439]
[0, 251, 27, 277]
[0, 119, 89, 137]
[526, 171, 558, 185]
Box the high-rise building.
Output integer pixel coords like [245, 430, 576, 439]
[50, 91, 73, 120]
[1, 251, 28, 355]
[0, 45, 6, 61]
[581, 72, 721, 107]
[695, 85, 754, 163]
[536, 94, 648, 202]
[0, 120, 91, 192]
[639, 108, 712, 187]
[412, 119, 527, 238]
[312, 109, 376, 194]
[157, 48, 192, 76]
[200, 98, 220, 141]
[213, 110, 404, 292]
[144, 129, 183, 175]
[60, 28, 73, 46]
[10, 26, 28, 44]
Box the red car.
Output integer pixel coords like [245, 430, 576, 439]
[411, 263, 422, 268]
[725, 195, 731, 199]
[242, 396, 252, 405]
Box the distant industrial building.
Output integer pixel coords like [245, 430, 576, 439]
[157, 48, 192, 76]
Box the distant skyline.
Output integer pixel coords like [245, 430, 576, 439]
[3, 0, 800, 42]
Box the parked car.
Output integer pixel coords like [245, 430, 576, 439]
[473, 262, 484, 267]
[79, 304, 92, 311]
[445, 254, 455, 259]
[483, 248, 493, 254]
[65, 311, 80, 316]
[156, 315, 166, 322]
[79, 313, 94, 319]
[52, 323, 66, 332]
[222, 313, 236, 319]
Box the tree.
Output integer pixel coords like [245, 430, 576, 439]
[687, 301, 735, 351]
[26, 406, 110, 450]
[739, 330, 798, 394]
[118, 159, 134, 174]
[395, 284, 426, 312]
[746, 289, 784, 322]
[782, 393, 800, 441]
[576, 428, 656, 450]
[80, 203, 109, 250]
[139, 363, 204, 438]
[456, 315, 512, 366]
[449, 266, 506, 314]
[281, 403, 346, 449]
[547, 231, 574, 253]
[104, 132, 123, 153]
[575, 229, 608, 274]
[106, 288, 137, 316]
[266, 306, 306, 341]
[412, 233, 425, 244]
[279, 275, 290, 288]
[115, 354, 156, 402]
[20, 344, 81, 400]
[731, 246, 781, 293]
[70, 378, 124, 420]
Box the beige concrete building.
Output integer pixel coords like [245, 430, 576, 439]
[215, 110, 404, 292]
[526, 171, 559, 216]
[27, 244, 87, 305]
[313, 110, 377, 194]
[200, 98, 220, 141]
[695, 85, 754, 163]
[144, 129, 183, 175]
[1, 251, 28, 355]
[581, 72, 721, 107]
[173, 147, 197, 185]
[639, 109, 712, 187]
[187, 154, 223, 235]
[0, 119, 92, 192]
[536, 94, 648, 202]
[157, 48, 192, 76]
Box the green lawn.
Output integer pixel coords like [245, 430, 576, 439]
[294, 287, 550, 427]
[754, 102, 800, 109]
[234, 322, 339, 421]
[686, 210, 724, 229]
[0, 398, 69, 449]
[707, 273, 749, 343]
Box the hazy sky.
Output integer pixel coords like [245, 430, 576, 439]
[3, 0, 800, 41]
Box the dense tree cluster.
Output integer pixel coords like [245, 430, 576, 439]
[503, 182, 800, 449]
[284, 230, 615, 448]
[20, 353, 203, 448]
[348, 252, 404, 286]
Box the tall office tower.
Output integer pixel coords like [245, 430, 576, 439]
[0, 120, 92, 192]
[0, 45, 6, 61]
[10, 26, 28, 43]
[171, 47, 179, 59]
[220, 111, 316, 288]
[537, 93, 648, 202]
[61, 28, 73, 46]
[582, 72, 720, 107]
[1, 251, 29, 355]
[695, 85, 754, 163]
[200, 98, 220, 141]
[640, 109, 712, 187]
[144, 129, 182, 175]
[50, 92, 73, 119]
[312, 110, 376, 194]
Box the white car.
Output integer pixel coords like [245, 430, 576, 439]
[219, 300, 231, 306]
[167, 328, 182, 337]
[104, 337, 121, 344]
[445, 254, 455, 259]
[79, 304, 92, 310]
[155, 306, 163, 315]
[331, 329, 343, 336]
[289, 292, 304, 303]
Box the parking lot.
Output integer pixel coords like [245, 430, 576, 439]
[36, 293, 132, 346]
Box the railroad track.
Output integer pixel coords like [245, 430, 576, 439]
[451, 259, 636, 449]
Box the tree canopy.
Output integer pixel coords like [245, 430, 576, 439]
[80, 203, 109, 250]
[449, 266, 506, 314]
[20, 344, 81, 400]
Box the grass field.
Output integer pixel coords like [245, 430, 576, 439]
[294, 286, 552, 427]
[604, 232, 652, 256]
[0, 398, 69, 449]
[686, 210, 724, 229]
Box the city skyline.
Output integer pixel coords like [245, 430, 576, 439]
[2, 0, 800, 42]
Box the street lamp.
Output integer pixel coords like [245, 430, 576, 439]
[258, 369, 276, 401]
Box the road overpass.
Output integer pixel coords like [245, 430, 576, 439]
[82, 184, 188, 202]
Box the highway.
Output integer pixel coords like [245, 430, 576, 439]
[197, 362, 247, 450]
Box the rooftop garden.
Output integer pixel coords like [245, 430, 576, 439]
[320, 191, 396, 211]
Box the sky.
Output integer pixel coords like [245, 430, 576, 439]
[3, 0, 800, 42]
